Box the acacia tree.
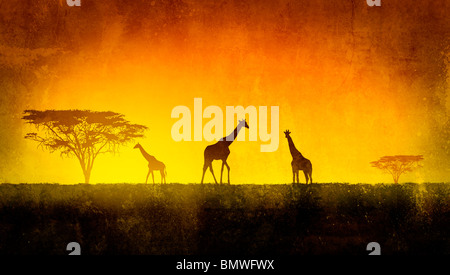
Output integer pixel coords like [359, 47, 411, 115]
[370, 155, 424, 184]
[22, 109, 147, 184]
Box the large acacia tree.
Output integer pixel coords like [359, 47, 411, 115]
[370, 155, 424, 184]
[22, 110, 147, 184]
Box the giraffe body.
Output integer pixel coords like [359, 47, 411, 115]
[284, 130, 313, 184]
[201, 119, 249, 184]
[134, 143, 167, 184]
[291, 158, 312, 184]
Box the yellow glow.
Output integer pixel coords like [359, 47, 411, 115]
[19, 47, 430, 184]
[3, 1, 447, 184]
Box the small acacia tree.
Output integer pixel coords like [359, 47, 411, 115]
[370, 155, 424, 184]
[22, 109, 147, 184]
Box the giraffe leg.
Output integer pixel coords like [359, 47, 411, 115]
[303, 170, 309, 184]
[220, 161, 225, 184]
[296, 171, 300, 184]
[224, 161, 230, 184]
[160, 170, 164, 184]
[292, 164, 295, 184]
[151, 171, 155, 184]
[164, 168, 167, 184]
[209, 163, 218, 184]
[146, 169, 151, 184]
[201, 162, 208, 184]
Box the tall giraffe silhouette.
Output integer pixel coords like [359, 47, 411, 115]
[134, 143, 167, 184]
[201, 119, 249, 184]
[284, 130, 312, 184]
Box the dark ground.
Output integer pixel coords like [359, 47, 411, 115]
[0, 183, 448, 255]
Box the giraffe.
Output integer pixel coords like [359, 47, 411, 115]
[284, 130, 312, 184]
[134, 143, 167, 184]
[201, 119, 249, 184]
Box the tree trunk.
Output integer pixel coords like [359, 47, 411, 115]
[82, 167, 91, 184]
[393, 173, 400, 184]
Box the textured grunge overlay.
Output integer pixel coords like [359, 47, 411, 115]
[0, 0, 448, 255]
[0, 0, 449, 184]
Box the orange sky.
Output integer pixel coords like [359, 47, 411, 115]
[1, 0, 449, 184]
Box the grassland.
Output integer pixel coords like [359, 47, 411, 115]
[0, 183, 448, 255]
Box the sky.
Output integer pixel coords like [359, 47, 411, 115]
[0, 0, 449, 184]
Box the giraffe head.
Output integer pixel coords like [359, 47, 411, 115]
[133, 143, 141, 149]
[284, 130, 291, 138]
[238, 119, 249, 129]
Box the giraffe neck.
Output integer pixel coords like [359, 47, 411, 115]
[138, 146, 154, 162]
[287, 136, 304, 159]
[222, 124, 243, 146]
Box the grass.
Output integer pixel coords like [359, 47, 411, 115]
[0, 183, 448, 255]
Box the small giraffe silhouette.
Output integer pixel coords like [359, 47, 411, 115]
[201, 119, 249, 184]
[134, 143, 167, 184]
[284, 130, 312, 184]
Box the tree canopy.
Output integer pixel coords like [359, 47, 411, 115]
[370, 155, 424, 184]
[22, 109, 147, 183]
